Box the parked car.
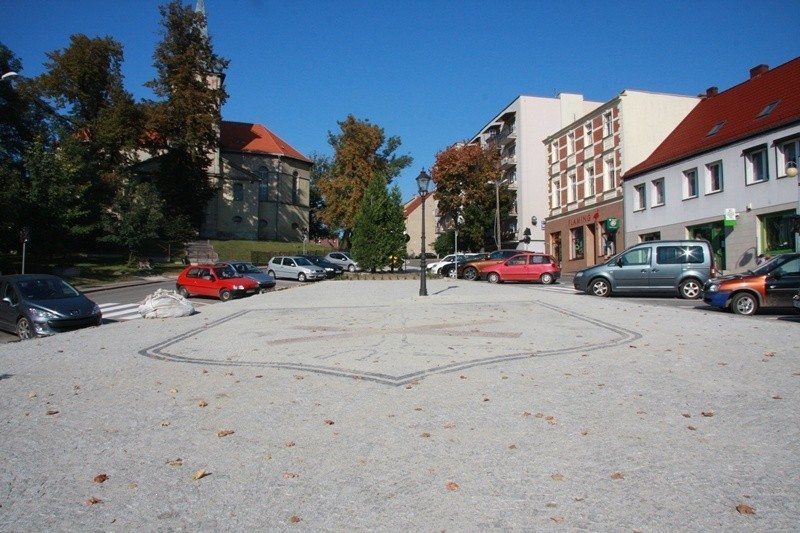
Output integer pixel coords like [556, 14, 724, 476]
[793, 289, 800, 313]
[216, 261, 276, 292]
[176, 264, 259, 301]
[0, 274, 102, 340]
[324, 251, 358, 272]
[427, 254, 467, 275]
[302, 255, 344, 278]
[267, 256, 327, 281]
[702, 253, 800, 315]
[574, 240, 715, 299]
[482, 254, 561, 284]
[458, 249, 529, 281]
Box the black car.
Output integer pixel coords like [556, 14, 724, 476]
[0, 274, 102, 340]
[302, 255, 344, 278]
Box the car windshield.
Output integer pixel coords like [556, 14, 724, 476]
[294, 257, 313, 266]
[234, 263, 261, 274]
[213, 266, 240, 279]
[18, 278, 81, 300]
[751, 254, 798, 276]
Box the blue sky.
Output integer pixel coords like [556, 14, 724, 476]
[4, 1, 797, 201]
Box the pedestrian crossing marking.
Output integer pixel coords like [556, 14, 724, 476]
[99, 303, 141, 320]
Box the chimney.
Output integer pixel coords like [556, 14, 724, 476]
[705, 86, 718, 98]
[750, 64, 769, 79]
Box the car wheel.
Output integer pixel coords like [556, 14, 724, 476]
[678, 278, 702, 300]
[348, 264, 356, 272]
[16, 317, 34, 340]
[267, 270, 276, 278]
[589, 278, 611, 297]
[731, 292, 758, 315]
[177, 285, 190, 298]
[487, 272, 501, 284]
[463, 267, 478, 281]
[448, 268, 458, 279]
[298, 272, 307, 282]
[540, 272, 555, 285]
[219, 289, 233, 302]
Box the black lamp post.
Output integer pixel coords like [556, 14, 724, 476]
[416, 169, 432, 296]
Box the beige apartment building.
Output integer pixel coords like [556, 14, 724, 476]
[543, 90, 700, 272]
[404, 192, 438, 259]
[466, 94, 602, 251]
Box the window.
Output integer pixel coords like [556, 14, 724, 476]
[603, 157, 616, 191]
[584, 166, 596, 197]
[651, 178, 665, 207]
[656, 246, 705, 265]
[233, 183, 244, 202]
[640, 232, 661, 242]
[551, 178, 561, 208]
[707, 121, 725, 137]
[762, 211, 797, 253]
[619, 247, 651, 266]
[567, 173, 577, 203]
[258, 166, 269, 202]
[550, 142, 559, 164]
[683, 168, 698, 199]
[778, 138, 799, 176]
[571, 227, 584, 259]
[584, 121, 593, 145]
[292, 174, 299, 204]
[745, 146, 768, 184]
[706, 161, 724, 193]
[507, 255, 527, 266]
[757, 100, 779, 118]
[567, 132, 575, 155]
[634, 184, 646, 210]
[602, 112, 613, 137]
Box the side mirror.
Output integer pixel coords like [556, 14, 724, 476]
[616, 257, 624, 267]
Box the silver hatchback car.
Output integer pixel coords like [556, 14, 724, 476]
[267, 256, 326, 282]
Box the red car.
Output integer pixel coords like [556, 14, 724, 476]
[482, 253, 561, 284]
[176, 264, 259, 301]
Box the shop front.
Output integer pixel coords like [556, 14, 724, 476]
[545, 200, 625, 273]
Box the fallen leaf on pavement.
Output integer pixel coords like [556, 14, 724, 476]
[217, 430, 235, 438]
[283, 472, 299, 479]
[611, 472, 624, 480]
[289, 515, 302, 523]
[551, 473, 564, 481]
[420, 432, 431, 438]
[551, 516, 565, 523]
[198, 400, 208, 407]
[167, 458, 183, 467]
[446, 481, 460, 491]
[736, 503, 755, 514]
[169, 388, 178, 394]
[687, 425, 697, 431]
[324, 419, 335, 425]
[94, 474, 108, 483]
[285, 441, 296, 447]
[192, 469, 209, 480]
[701, 411, 714, 417]
[86, 497, 102, 506]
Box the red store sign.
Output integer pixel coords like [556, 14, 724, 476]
[567, 211, 600, 228]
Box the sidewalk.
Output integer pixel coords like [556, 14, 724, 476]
[1, 279, 798, 530]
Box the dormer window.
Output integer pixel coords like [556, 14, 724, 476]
[706, 121, 725, 137]
[757, 101, 779, 118]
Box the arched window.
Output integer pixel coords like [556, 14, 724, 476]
[258, 166, 269, 202]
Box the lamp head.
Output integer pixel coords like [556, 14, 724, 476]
[787, 161, 799, 178]
[416, 169, 431, 195]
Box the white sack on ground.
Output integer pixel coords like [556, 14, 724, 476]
[137, 288, 195, 318]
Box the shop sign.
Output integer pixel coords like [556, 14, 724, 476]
[724, 208, 737, 227]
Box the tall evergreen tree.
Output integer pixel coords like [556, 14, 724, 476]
[351, 176, 407, 272]
[318, 115, 412, 248]
[145, 0, 229, 236]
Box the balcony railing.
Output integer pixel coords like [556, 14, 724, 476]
[500, 154, 517, 169]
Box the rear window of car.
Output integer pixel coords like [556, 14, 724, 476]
[656, 246, 705, 265]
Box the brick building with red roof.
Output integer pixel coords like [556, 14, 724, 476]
[623, 57, 800, 272]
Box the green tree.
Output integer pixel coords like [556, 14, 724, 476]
[35, 34, 145, 243]
[100, 180, 165, 264]
[318, 115, 412, 248]
[308, 151, 332, 241]
[431, 143, 513, 251]
[144, 0, 229, 234]
[351, 176, 406, 272]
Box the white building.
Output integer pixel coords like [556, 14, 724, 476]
[623, 59, 800, 273]
[468, 94, 603, 251]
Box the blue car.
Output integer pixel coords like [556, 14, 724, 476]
[216, 261, 276, 292]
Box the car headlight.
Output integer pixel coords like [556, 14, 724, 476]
[233, 284, 244, 290]
[29, 308, 58, 321]
[705, 284, 719, 293]
[92, 304, 101, 315]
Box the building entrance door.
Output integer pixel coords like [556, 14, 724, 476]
[690, 222, 725, 272]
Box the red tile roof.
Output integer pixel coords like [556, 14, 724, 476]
[404, 192, 436, 218]
[220, 121, 311, 163]
[625, 56, 800, 179]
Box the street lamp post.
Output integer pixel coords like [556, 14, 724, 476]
[416, 169, 432, 297]
[786, 162, 799, 252]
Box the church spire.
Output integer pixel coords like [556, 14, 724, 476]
[195, 0, 208, 38]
